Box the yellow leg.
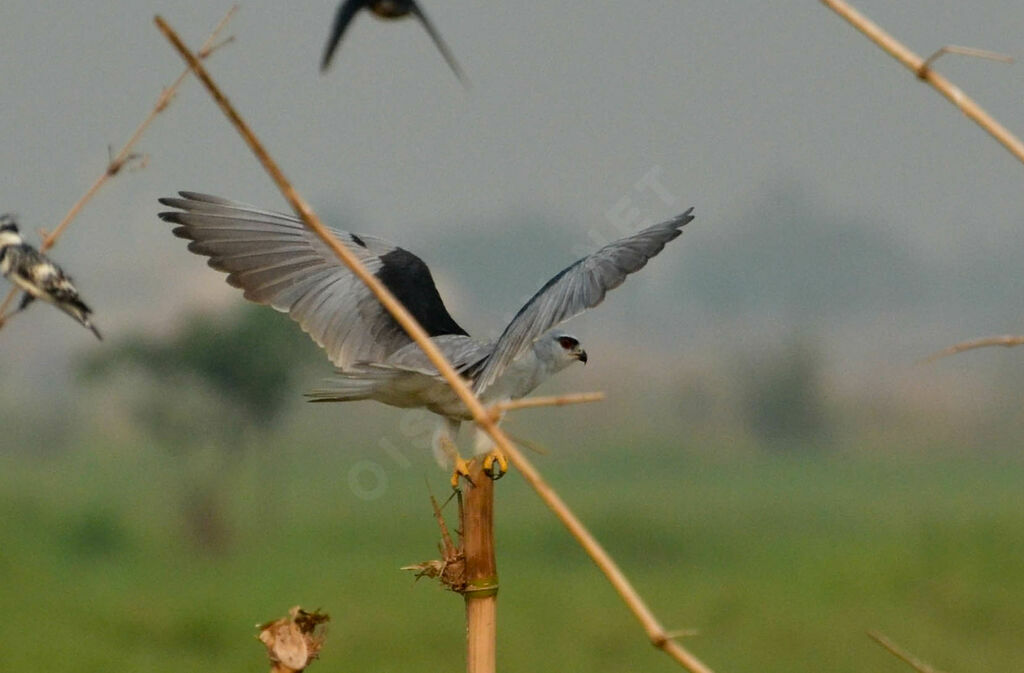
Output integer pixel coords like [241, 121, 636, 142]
[437, 432, 473, 489]
[482, 448, 508, 480]
[451, 455, 474, 489]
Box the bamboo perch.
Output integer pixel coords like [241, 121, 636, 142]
[820, 0, 1024, 166]
[155, 17, 715, 673]
[0, 6, 237, 328]
[462, 460, 498, 673]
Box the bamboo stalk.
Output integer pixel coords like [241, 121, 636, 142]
[462, 460, 498, 673]
[0, 6, 237, 328]
[155, 18, 716, 673]
[820, 0, 1024, 166]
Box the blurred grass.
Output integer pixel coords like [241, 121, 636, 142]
[1, 435, 1022, 672]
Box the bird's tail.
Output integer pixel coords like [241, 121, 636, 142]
[305, 366, 400, 403]
[58, 300, 102, 341]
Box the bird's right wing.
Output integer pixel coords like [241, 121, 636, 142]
[321, 0, 364, 71]
[159, 192, 467, 369]
[472, 208, 695, 393]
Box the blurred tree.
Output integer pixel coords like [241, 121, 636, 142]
[738, 336, 832, 449]
[81, 304, 322, 432]
[79, 304, 323, 550]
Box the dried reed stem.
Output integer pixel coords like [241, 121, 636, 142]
[820, 0, 1024, 166]
[0, 6, 237, 327]
[155, 17, 715, 673]
[919, 333, 1024, 363]
[462, 460, 497, 673]
[920, 45, 1013, 71]
[500, 442, 716, 673]
[488, 392, 605, 415]
[868, 631, 947, 673]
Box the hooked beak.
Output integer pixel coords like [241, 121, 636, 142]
[576, 349, 588, 365]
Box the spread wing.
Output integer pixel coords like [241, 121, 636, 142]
[409, 1, 469, 86]
[321, 0, 366, 71]
[158, 192, 467, 369]
[472, 208, 695, 392]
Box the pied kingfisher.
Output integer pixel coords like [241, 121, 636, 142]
[0, 215, 101, 340]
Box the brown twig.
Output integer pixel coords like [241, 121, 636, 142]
[919, 45, 1013, 73]
[488, 392, 605, 416]
[919, 333, 1024, 363]
[0, 6, 237, 328]
[155, 17, 716, 673]
[820, 0, 1024, 166]
[868, 631, 947, 673]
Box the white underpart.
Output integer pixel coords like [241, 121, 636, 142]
[431, 333, 578, 465]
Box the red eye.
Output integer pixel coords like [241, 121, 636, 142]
[557, 336, 578, 350]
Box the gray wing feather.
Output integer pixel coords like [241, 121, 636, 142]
[473, 208, 695, 392]
[307, 335, 488, 402]
[159, 192, 422, 369]
[384, 334, 490, 373]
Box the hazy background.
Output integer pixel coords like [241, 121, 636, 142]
[1, 2, 1023, 671]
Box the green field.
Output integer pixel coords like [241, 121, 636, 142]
[1, 435, 1022, 672]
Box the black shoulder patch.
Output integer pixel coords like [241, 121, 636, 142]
[376, 248, 468, 337]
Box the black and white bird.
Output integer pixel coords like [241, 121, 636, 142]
[159, 193, 693, 480]
[320, 0, 469, 86]
[0, 215, 101, 340]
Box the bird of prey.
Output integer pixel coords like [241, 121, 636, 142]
[320, 0, 469, 86]
[159, 192, 693, 482]
[0, 215, 102, 340]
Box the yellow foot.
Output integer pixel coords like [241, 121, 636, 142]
[450, 456, 474, 489]
[482, 449, 509, 480]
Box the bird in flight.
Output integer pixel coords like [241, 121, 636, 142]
[0, 215, 102, 340]
[159, 193, 693, 483]
[320, 0, 469, 87]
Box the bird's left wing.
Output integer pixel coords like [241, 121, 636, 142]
[472, 208, 695, 393]
[408, 1, 469, 86]
[321, 0, 365, 71]
[159, 192, 467, 369]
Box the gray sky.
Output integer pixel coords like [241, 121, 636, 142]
[2, 1, 1023, 399]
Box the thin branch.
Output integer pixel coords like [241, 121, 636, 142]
[488, 392, 605, 416]
[155, 17, 716, 673]
[919, 333, 1024, 363]
[0, 6, 237, 327]
[920, 45, 1013, 73]
[868, 631, 947, 673]
[820, 0, 1024, 166]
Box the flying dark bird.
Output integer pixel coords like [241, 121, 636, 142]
[0, 215, 101, 340]
[159, 193, 693, 481]
[321, 0, 469, 86]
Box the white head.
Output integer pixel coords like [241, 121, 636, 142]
[0, 215, 22, 248]
[533, 332, 588, 373]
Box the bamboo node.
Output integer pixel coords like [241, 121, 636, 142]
[462, 576, 500, 599]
